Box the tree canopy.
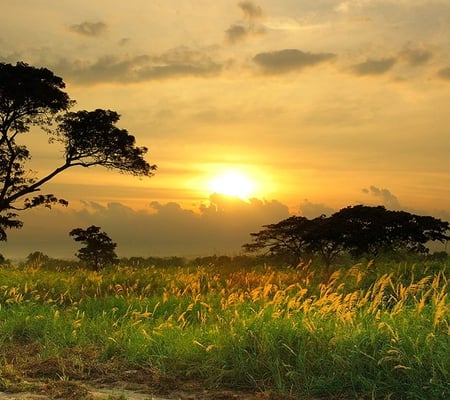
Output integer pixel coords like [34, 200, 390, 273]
[243, 205, 449, 268]
[69, 225, 118, 270]
[0, 62, 156, 240]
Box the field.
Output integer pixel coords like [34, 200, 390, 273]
[0, 258, 448, 399]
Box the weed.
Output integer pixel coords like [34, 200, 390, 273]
[0, 259, 448, 399]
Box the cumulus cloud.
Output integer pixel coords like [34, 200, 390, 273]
[298, 199, 335, 219]
[54, 47, 222, 84]
[351, 57, 396, 76]
[68, 21, 107, 37]
[399, 47, 432, 66]
[2, 194, 290, 259]
[225, 24, 248, 44]
[238, 1, 264, 21]
[225, 24, 266, 44]
[362, 185, 401, 210]
[253, 49, 335, 74]
[225, 1, 267, 44]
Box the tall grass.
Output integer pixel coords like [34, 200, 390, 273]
[0, 259, 448, 399]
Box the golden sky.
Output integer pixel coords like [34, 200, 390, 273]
[1, 1, 449, 258]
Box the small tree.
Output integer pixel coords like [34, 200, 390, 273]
[69, 225, 118, 270]
[26, 251, 50, 267]
[0, 253, 9, 266]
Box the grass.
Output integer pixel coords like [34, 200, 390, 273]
[0, 259, 448, 399]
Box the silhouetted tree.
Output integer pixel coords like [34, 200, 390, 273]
[304, 215, 348, 271]
[243, 205, 449, 268]
[243, 216, 317, 265]
[0, 253, 8, 266]
[0, 62, 156, 240]
[330, 205, 450, 257]
[69, 225, 118, 270]
[26, 251, 50, 266]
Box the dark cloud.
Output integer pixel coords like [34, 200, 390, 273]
[351, 57, 396, 76]
[362, 185, 401, 210]
[225, 1, 266, 44]
[226, 24, 250, 44]
[399, 48, 432, 66]
[253, 49, 335, 74]
[54, 48, 222, 84]
[225, 23, 266, 44]
[238, 1, 264, 21]
[2, 195, 290, 259]
[68, 21, 107, 37]
[437, 67, 450, 80]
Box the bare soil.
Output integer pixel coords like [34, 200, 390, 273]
[0, 380, 280, 400]
[0, 344, 304, 400]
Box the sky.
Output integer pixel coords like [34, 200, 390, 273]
[1, 0, 449, 259]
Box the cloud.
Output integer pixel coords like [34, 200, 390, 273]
[437, 67, 450, 80]
[253, 49, 335, 74]
[225, 1, 267, 44]
[1, 194, 290, 259]
[225, 24, 249, 44]
[54, 47, 222, 84]
[298, 199, 335, 219]
[238, 1, 264, 21]
[362, 185, 401, 210]
[68, 21, 107, 37]
[351, 57, 396, 76]
[399, 47, 432, 66]
[225, 23, 267, 44]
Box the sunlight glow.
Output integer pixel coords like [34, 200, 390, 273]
[208, 171, 256, 199]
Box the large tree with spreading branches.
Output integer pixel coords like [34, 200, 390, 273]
[0, 62, 156, 240]
[243, 205, 449, 269]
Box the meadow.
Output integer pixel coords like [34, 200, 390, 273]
[0, 257, 448, 399]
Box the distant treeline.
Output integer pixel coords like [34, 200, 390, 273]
[1, 250, 448, 271]
[0, 251, 268, 269]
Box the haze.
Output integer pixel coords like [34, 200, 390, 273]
[1, 1, 449, 259]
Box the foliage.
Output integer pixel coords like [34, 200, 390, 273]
[25, 251, 50, 267]
[0, 62, 156, 240]
[0, 258, 448, 399]
[243, 216, 317, 265]
[244, 205, 449, 269]
[0, 253, 9, 266]
[69, 225, 118, 270]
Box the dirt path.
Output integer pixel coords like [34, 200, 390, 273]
[0, 387, 166, 400]
[0, 382, 264, 400]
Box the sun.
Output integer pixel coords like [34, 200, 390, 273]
[208, 170, 256, 199]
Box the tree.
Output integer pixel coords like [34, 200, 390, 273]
[329, 205, 450, 257]
[26, 251, 50, 266]
[0, 62, 156, 240]
[0, 253, 9, 266]
[243, 214, 347, 270]
[243, 205, 449, 267]
[69, 225, 118, 270]
[304, 215, 348, 270]
[243, 216, 317, 265]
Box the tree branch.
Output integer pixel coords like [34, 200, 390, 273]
[5, 161, 72, 205]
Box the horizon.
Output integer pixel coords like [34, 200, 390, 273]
[3, 195, 448, 261]
[1, 1, 449, 258]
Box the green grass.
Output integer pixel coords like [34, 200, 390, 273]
[0, 259, 448, 399]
